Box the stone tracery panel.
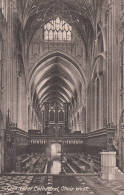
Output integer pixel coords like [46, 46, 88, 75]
[28, 23, 86, 71]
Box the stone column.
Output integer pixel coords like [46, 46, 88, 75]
[44, 102, 49, 135]
[0, 129, 5, 173]
[64, 103, 69, 133]
[2, 0, 20, 129]
[81, 107, 86, 133]
[100, 151, 116, 180]
[119, 125, 124, 171]
[106, 0, 120, 126]
[121, 137, 124, 172]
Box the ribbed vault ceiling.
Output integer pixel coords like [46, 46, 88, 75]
[29, 52, 86, 111]
[17, 0, 104, 50]
[17, 0, 104, 120]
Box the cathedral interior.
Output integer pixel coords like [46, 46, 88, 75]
[0, 0, 124, 194]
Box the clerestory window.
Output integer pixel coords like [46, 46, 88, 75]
[44, 17, 72, 41]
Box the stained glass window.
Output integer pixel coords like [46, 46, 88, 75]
[44, 17, 72, 41]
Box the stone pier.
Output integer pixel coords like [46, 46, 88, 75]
[100, 151, 116, 180]
[0, 129, 5, 173]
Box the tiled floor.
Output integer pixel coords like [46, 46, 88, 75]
[0, 175, 123, 195]
[101, 179, 124, 195]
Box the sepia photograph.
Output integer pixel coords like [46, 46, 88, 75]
[0, 0, 124, 194]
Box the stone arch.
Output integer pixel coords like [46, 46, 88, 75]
[28, 51, 86, 88]
[28, 51, 87, 116]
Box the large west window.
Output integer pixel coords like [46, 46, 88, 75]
[44, 17, 72, 41]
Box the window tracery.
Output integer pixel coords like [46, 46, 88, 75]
[44, 17, 72, 41]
